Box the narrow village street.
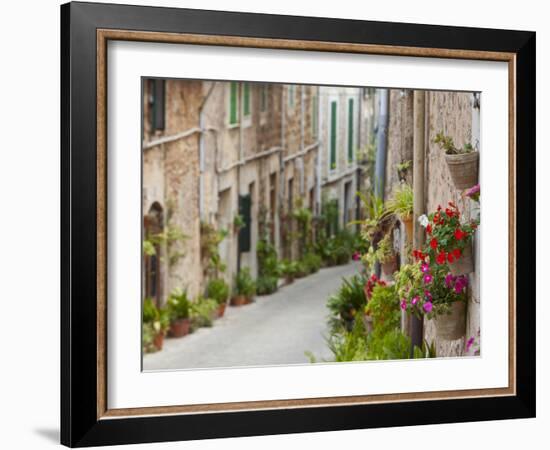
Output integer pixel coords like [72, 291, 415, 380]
[144, 261, 360, 370]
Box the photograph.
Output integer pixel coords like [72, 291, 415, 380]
[141, 79, 481, 370]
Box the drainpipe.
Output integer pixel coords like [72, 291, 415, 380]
[198, 82, 217, 220]
[410, 89, 426, 351]
[315, 87, 322, 215]
[374, 89, 389, 199]
[373, 89, 389, 278]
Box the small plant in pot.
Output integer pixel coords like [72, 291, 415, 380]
[166, 289, 191, 338]
[395, 258, 469, 341]
[386, 183, 414, 241]
[142, 298, 170, 351]
[434, 132, 478, 190]
[206, 278, 230, 317]
[377, 234, 397, 277]
[280, 259, 298, 284]
[396, 160, 411, 182]
[420, 201, 478, 275]
[231, 267, 256, 305]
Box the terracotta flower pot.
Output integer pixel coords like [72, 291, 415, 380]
[449, 244, 474, 275]
[168, 318, 190, 338]
[401, 215, 413, 242]
[285, 276, 295, 285]
[434, 301, 466, 341]
[445, 152, 479, 190]
[381, 254, 398, 277]
[217, 303, 227, 318]
[153, 332, 164, 351]
[230, 295, 247, 306]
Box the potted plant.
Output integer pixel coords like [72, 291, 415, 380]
[420, 202, 478, 275]
[189, 296, 219, 329]
[233, 214, 245, 233]
[377, 234, 397, 277]
[231, 267, 256, 305]
[434, 132, 479, 190]
[280, 259, 298, 284]
[395, 259, 468, 341]
[386, 183, 414, 240]
[166, 289, 191, 338]
[142, 298, 170, 350]
[364, 284, 400, 335]
[206, 278, 230, 317]
[326, 274, 367, 332]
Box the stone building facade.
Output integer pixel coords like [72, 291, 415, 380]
[383, 88, 481, 356]
[142, 79, 372, 306]
[318, 86, 364, 230]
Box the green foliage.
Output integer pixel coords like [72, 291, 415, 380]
[326, 274, 367, 331]
[167, 288, 190, 320]
[280, 259, 298, 278]
[365, 284, 400, 336]
[434, 132, 474, 155]
[190, 296, 218, 329]
[386, 184, 413, 220]
[142, 298, 158, 323]
[301, 252, 322, 274]
[256, 276, 279, 295]
[396, 160, 411, 178]
[206, 278, 230, 305]
[316, 229, 356, 266]
[257, 238, 281, 279]
[200, 222, 228, 278]
[233, 214, 245, 230]
[233, 267, 256, 297]
[366, 329, 411, 360]
[142, 240, 156, 256]
[328, 318, 369, 362]
[142, 322, 157, 353]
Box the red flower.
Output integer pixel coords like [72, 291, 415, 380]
[454, 228, 467, 240]
[445, 208, 454, 218]
[412, 249, 426, 261]
[437, 205, 442, 211]
[430, 238, 438, 249]
[426, 224, 432, 234]
[447, 253, 455, 263]
[452, 248, 461, 259]
[436, 251, 447, 265]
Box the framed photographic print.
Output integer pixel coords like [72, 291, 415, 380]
[61, 1, 535, 447]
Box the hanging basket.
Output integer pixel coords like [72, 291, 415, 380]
[434, 301, 466, 341]
[401, 215, 413, 242]
[445, 152, 479, 190]
[448, 244, 474, 275]
[381, 254, 398, 277]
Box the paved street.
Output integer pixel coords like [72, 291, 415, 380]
[143, 261, 360, 371]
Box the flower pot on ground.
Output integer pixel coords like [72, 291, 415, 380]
[232, 267, 256, 305]
[168, 318, 191, 338]
[142, 298, 170, 351]
[434, 300, 466, 341]
[280, 260, 298, 285]
[205, 278, 230, 317]
[448, 244, 474, 275]
[230, 295, 247, 306]
[434, 132, 479, 190]
[166, 289, 191, 338]
[153, 332, 164, 351]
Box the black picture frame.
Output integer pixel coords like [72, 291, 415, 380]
[61, 1, 535, 447]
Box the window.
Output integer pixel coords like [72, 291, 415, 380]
[311, 93, 319, 138]
[242, 82, 251, 118]
[288, 85, 296, 109]
[229, 81, 239, 125]
[347, 98, 355, 163]
[260, 84, 268, 112]
[238, 194, 252, 253]
[329, 100, 337, 171]
[148, 79, 165, 132]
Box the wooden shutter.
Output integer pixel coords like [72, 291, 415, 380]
[229, 82, 238, 125]
[330, 101, 337, 170]
[348, 98, 354, 162]
[238, 194, 252, 252]
[154, 79, 165, 131]
[243, 83, 250, 116]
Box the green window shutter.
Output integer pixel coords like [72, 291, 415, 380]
[330, 101, 337, 170]
[238, 194, 252, 252]
[229, 82, 238, 125]
[348, 98, 354, 162]
[243, 83, 250, 117]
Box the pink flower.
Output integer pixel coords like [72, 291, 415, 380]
[420, 263, 430, 273]
[423, 302, 433, 313]
[412, 296, 419, 306]
[445, 273, 456, 288]
[424, 290, 432, 302]
[423, 274, 433, 284]
[466, 336, 475, 352]
[352, 251, 361, 261]
[400, 299, 408, 310]
[465, 184, 480, 202]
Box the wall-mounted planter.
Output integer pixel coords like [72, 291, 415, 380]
[434, 301, 466, 341]
[448, 244, 474, 275]
[381, 254, 398, 277]
[445, 152, 479, 190]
